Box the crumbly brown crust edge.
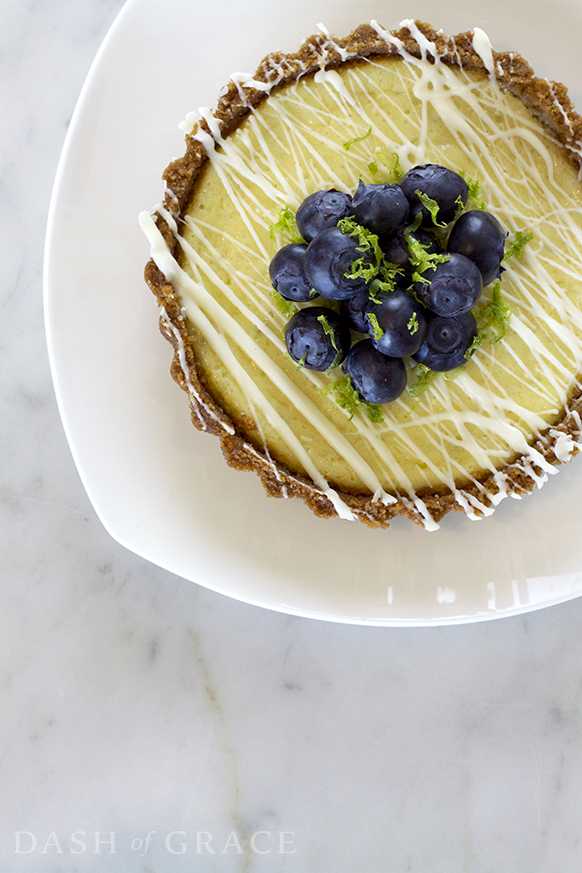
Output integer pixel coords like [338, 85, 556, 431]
[143, 20, 582, 528]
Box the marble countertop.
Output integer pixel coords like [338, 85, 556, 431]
[4, 0, 582, 870]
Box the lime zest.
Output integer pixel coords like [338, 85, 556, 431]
[317, 314, 339, 350]
[368, 312, 384, 340]
[415, 190, 447, 228]
[387, 152, 403, 182]
[321, 375, 384, 423]
[269, 206, 303, 243]
[345, 258, 379, 283]
[465, 281, 511, 360]
[503, 230, 533, 261]
[477, 281, 511, 344]
[406, 211, 423, 234]
[443, 365, 466, 381]
[408, 361, 464, 396]
[404, 224, 450, 280]
[273, 289, 298, 318]
[338, 216, 382, 256]
[368, 285, 382, 305]
[317, 313, 343, 373]
[453, 194, 466, 222]
[338, 216, 383, 283]
[460, 171, 487, 209]
[368, 262, 406, 303]
[464, 329, 484, 360]
[339, 217, 405, 292]
[285, 349, 307, 369]
[368, 281, 396, 303]
[368, 150, 403, 182]
[380, 261, 405, 285]
[408, 363, 438, 398]
[411, 271, 430, 286]
[407, 313, 419, 335]
[343, 125, 372, 151]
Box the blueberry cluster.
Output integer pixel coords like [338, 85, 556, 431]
[269, 164, 507, 408]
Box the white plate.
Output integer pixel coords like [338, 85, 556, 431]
[45, 0, 582, 625]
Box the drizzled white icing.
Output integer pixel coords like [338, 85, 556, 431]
[141, 22, 582, 529]
[471, 27, 497, 79]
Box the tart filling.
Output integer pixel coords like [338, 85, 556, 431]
[141, 20, 582, 529]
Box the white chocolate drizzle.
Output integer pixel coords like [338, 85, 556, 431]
[142, 22, 582, 529]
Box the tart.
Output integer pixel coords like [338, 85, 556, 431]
[141, 20, 582, 529]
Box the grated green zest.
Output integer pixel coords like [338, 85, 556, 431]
[460, 171, 487, 209]
[405, 223, 450, 281]
[338, 216, 383, 283]
[368, 150, 403, 182]
[317, 313, 343, 373]
[343, 125, 372, 151]
[285, 349, 307, 370]
[346, 258, 378, 283]
[273, 289, 298, 318]
[463, 329, 484, 360]
[269, 206, 303, 243]
[415, 190, 447, 228]
[407, 313, 419, 336]
[408, 361, 465, 398]
[321, 375, 384, 423]
[465, 282, 511, 359]
[478, 281, 510, 342]
[368, 312, 384, 340]
[411, 271, 430, 286]
[503, 230, 533, 261]
[443, 365, 466, 381]
[368, 262, 406, 303]
[408, 363, 438, 398]
[453, 194, 466, 222]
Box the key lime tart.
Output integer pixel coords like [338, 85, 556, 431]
[140, 20, 582, 530]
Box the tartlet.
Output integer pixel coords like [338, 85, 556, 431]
[141, 20, 582, 529]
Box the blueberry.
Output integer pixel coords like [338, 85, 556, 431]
[304, 226, 375, 300]
[339, 288, 373, 333]
[344, 340, 407, 404]
[414, 252, 482, 317]
[400, 164, 468, 227]
[447, 210, 507, 286]
[351, 180, 409, 236]
[268, 243, 316, 302]
[413, 311, 478, 371]
[380, 227, 441, 271]
[296, 189, 353, 242]
[284, 306, 351, 371]
[366, 288, 427, 357]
